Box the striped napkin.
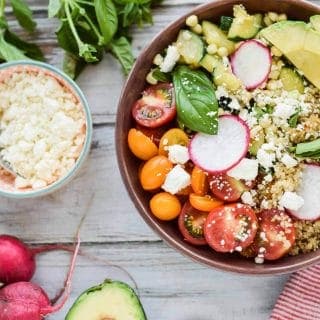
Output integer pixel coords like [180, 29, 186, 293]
[270, 265, 320, 320]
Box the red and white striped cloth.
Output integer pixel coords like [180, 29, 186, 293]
[270, 264, 320, 320]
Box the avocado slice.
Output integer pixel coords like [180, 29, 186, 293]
[65, 280, 147, 320]
[260, 21, 320, 89]
[310, 15, 320, 32]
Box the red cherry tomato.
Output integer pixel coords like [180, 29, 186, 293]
[135, 124, 169, 146]
[204, 203, 258, 253]
[258, 209, 295, 261]
[178, 201, 208, 246]
[132, 83, 176, 128]
[208, 174, 248, 202]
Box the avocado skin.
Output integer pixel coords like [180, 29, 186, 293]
[65, 279, 147, 320]
[261, 20, 320, 89]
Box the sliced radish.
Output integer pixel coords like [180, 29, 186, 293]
[290, 164, 320, 220]
[230, 40, 271, 90]
[189, 115, 249, 173]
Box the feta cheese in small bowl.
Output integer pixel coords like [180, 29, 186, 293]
[0, 61, 92, 198]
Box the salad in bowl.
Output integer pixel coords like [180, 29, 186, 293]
[123, 3, 320, 267]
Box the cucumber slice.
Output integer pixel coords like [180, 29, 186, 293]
[220, 16, 233, 31]
[310, 15, 320, 32]
[176, 30, 204, 65]
[213, 61, 242, 91]
[200, 54, 220, 72]
[228, 13, 262, 40]
[202, 21, 235, 54]
[65, 280, 146, 320]
[280, 67, 304, 93]
[249, 130, 265, 156]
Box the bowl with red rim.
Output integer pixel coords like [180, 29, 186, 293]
[116, 0, 320, 275]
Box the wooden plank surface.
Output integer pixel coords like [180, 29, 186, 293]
[1, 0, 319, 319]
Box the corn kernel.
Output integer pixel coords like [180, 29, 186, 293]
[207, 43, 218, 55]
[146, 71, 158, 85]
[278, 13, 287, 21]
[217, 47, 228, 57]
[153, 54, 164, 66]
[192, 24, 202, 34]
[271, 46, 282, 57]
[263, 16, 273, 26]
[268, 12, 279, 22]
[186, 15, 198, 28]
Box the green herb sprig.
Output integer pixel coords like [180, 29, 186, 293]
[50, 0, 162, 78]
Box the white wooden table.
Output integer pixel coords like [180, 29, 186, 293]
[1, 1, 319, 319]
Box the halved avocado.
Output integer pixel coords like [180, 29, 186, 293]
[65, 280, 146, 320]
[260, 21, 320, 89]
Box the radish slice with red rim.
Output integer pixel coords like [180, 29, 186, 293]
[290, 164, 320, 220]
[189, 115, 250, 173]
[230, 40, 271, 90]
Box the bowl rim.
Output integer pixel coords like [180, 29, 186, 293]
[0, 60, 93, 198]
[116, 0, 320, 275]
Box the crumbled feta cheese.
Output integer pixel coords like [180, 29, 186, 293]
[241, 191, 255, 206]
[167, 144, 189, 164]
[162, 165, 191, 194]
[215, 86, 229, 100]
[279, 191, 304, 211]
[228, 98, 241, 110]
[160, 46, 180, 73]
[273, 103, 296, 120]
[255, 256, 264, 264]
[257, 148, 276, 169]
[0, 70, 86, 189]
[227, 158, 259, 181]
[281, 154, 298, 168]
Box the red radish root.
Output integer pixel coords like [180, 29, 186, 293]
[0, 235, 80, 320]
[0, 235, 74, 285]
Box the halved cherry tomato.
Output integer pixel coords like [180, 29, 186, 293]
[128, 128, 158, 160]
[189, 193, 223, 212]
[150, 192, 181, 221]
[208, 174, 248, 202]
[177, 185, 193, 196]
[191, 166, 208, 195]
[159, 128, 189, 155]
[258, 209, 295, 261]
[178, 201, 208, 246]
[204, 203, 258, 253]
[140, 155, 173, 190]
[132, 83, 176, 128]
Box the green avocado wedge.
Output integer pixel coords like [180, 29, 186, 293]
[260, 20, 320, 89]
[65, 280, 147, 320]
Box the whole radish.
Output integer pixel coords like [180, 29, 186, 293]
[0, 235, 72, 285]
[0, 235, 80, 320]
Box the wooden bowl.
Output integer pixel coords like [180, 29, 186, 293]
[116, 0, 320, 275]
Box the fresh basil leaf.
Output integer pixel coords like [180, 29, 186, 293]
[296, 138, 320, 158]
[173, 65, 218, 135]
[94, 0, 118, 45]
[56, 20, 80, 55]
[48, 0, 62, 18]
[0, 30, 29, 60]
[62, 52, 86, 79]
[9, 0, 36, 32]
[220, 16, 233, 31]
[4, 30, 44, 61]
[152, 68, 171, 82]
[110, 36, 134, 74]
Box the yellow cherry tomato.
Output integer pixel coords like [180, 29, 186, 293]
[191, 166, 208, 195]
[128, 128, 158, 160]
[159, 128, 189, 155]
[150, 192, 182, 220]
[189, 193, 223, 212]
[140, 155, 173, 190]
